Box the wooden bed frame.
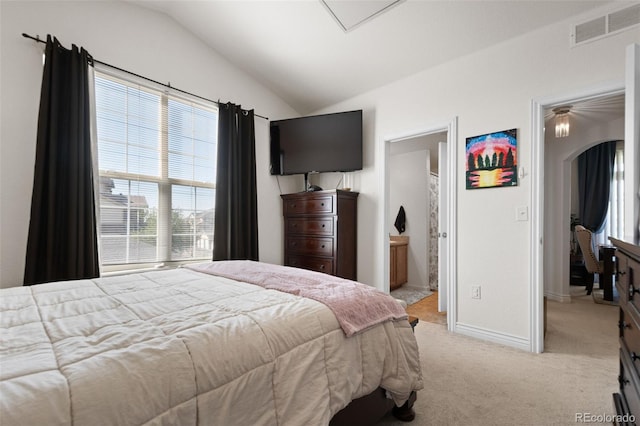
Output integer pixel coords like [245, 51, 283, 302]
[330, 388, 417, 425]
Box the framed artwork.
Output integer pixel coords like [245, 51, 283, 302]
[465, 128, 518, 189]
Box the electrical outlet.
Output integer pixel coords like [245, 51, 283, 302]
[472, 285, 481, 299]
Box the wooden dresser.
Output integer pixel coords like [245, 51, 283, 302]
[281, 190, 358, 280]
[611, 237, 640, 424]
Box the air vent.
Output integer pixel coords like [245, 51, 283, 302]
[575, 16, 606, 44]
[608, 3, 640, 33]
[572, 4, 640, 46]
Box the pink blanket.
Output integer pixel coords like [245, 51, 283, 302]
[184, 261, 407, 336]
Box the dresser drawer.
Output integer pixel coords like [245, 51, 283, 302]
[613, 392, 631, 425]
[626, 257, 640, 309]
[287, 237, 333, 256]
[619, 282, 630, 308]
[283, 196, 334, 215]
[620, 344, 640, 423]
[286, 255, 333, 275]
[619, 254, 630, 292]
[621, 308, 640, 371]
[287, 218, 334, 236]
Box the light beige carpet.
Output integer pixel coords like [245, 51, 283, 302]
[377, 286, 619, 425]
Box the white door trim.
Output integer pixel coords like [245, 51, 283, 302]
[625, 44, 640, 243]
[381, 117, 458, 331]
[438, 141, 448, 313]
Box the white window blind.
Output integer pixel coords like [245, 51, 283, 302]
[94, 70, 217, 269]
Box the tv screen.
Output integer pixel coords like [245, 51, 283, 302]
[270, 110, 363, 176]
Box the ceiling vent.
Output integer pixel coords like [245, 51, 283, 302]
[571, 3, 640, 46]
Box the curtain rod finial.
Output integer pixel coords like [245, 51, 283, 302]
[22, 33, 42, 43]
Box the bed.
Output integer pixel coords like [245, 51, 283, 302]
[0, 260, 423, 425]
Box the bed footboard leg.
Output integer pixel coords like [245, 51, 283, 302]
[392, 391, 416, 422]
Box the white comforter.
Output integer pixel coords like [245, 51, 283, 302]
[0, 268, 423, 426]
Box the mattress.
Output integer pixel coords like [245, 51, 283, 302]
[0, 263, 423, 425]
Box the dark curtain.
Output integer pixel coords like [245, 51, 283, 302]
[24, 36, 99, 285]
[213, 102, 259, 261]
[577, 141, 618, 233]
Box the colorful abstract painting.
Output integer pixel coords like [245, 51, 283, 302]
[466, 128, 518, 189]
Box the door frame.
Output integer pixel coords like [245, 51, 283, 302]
[438, 141, 448, 313]
[381, 117, 458, 331]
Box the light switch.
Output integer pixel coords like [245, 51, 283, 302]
[516, 206, 528, 221]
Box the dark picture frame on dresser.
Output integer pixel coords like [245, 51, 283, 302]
[281, 189, 358, 280]
[611, 237, 640, 425]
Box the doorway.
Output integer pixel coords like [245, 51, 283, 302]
[543, 94, 626, 302]
[532, 86, 626, 353]
[531, 43, 638, 353]
[381, 118, 458, 331]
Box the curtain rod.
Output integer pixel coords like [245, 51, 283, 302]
[22, 33, 269, 120]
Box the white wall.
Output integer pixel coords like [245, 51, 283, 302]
[313, 4, 638, 345]
[0, 1, 299, 288]
[544, 114, 625, 302]
[389, 149, 429, 289]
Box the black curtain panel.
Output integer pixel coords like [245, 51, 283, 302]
[24, 36, 99, 285]
[577, 141, 618, 234]
[213, 102, 259, 261]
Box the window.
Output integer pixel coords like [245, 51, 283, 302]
[94, 70, 217, 270]
[594, 142, 625, 246]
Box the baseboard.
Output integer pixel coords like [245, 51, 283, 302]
[544, 291, 572, 303]
[455, 322, 530, 352]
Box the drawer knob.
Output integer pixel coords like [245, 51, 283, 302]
[322, 224, 325, 228]
[619, 375, 630, 386]
[630, 285, 640, 299]
[320, 265, 325, 270]
[619, 320, 632, 330]
[632, 352, 640, 362]
[321, 244, 325, 248]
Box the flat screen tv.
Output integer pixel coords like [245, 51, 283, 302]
[270, 110, 363, 176]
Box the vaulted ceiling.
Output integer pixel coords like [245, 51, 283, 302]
[133, 0, 615, 115]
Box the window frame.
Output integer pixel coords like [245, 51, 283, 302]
[94, 66, 217, 273]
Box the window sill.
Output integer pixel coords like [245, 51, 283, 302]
[100, 260, 209, 277]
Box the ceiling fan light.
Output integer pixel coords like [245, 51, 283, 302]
[553, 107, 571, 138]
